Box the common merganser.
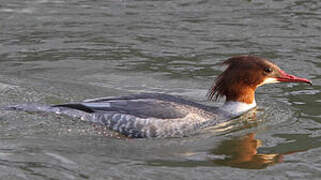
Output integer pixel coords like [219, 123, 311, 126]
[4, 56, 312, 138]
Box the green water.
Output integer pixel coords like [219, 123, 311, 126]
[0, 0, 320, 179]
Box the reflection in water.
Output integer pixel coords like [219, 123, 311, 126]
[211, 133, 283, 169]
[146, 132, 307, 170]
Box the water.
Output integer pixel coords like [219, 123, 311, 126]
[0, 0, 320, 179]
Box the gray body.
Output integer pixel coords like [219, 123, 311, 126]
[5, 93, 229, 138]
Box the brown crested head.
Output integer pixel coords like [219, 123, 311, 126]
[208, 55, 312, 104]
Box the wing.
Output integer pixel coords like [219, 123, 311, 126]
[53, 93, 198, 119]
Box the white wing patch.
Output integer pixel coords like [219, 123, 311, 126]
[81, 102, 111, 108]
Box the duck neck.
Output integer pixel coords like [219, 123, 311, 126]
[225, 85, 256, 104]
[219, 99, 257, 117]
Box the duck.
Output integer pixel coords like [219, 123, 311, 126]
[4, 55, 312, 138]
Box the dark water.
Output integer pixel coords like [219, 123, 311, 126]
[0, 0, 320, 179]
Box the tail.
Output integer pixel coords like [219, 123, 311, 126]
[1, 103, 91, 120]
[1, 104, 53, 112]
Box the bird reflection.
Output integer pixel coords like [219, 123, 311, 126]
[211, 133, 283, 169]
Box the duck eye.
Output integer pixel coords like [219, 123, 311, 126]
[264, 67, 273, 73]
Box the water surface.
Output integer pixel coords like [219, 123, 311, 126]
[0, 0, 321, 179]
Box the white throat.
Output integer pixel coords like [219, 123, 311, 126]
[219, 100, 257, 117]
